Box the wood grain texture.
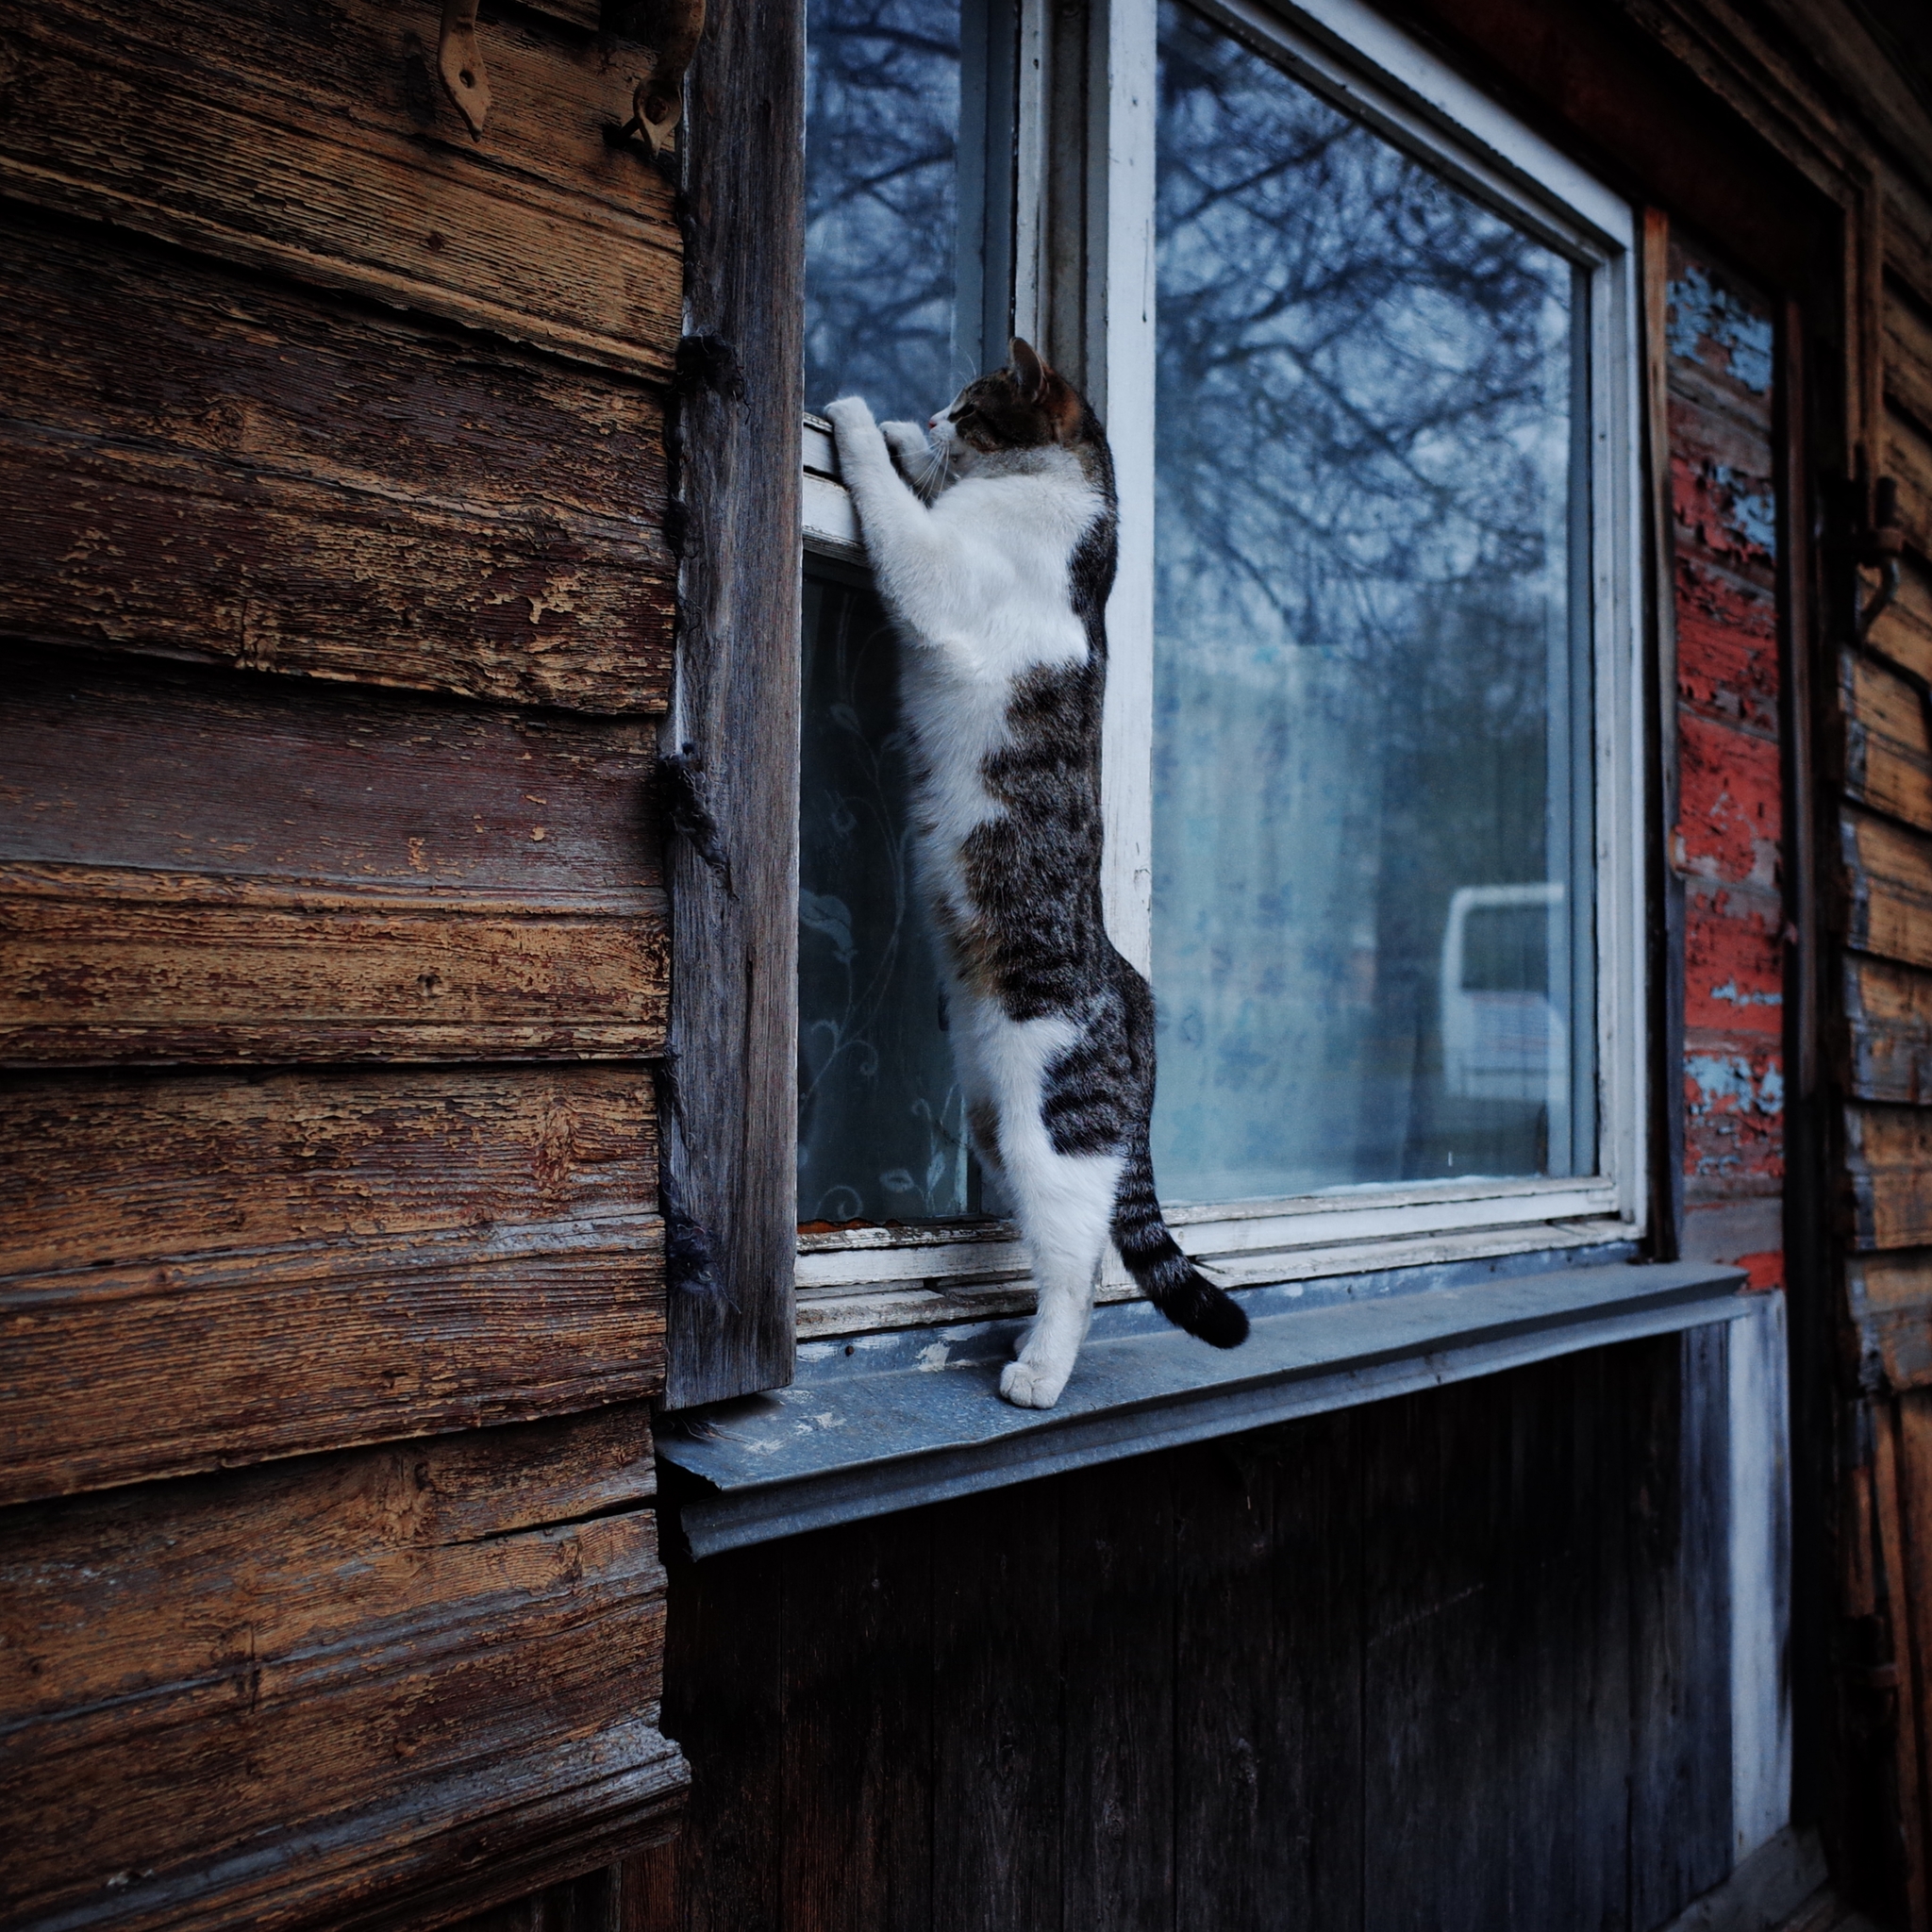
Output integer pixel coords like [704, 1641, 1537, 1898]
[0, 878, 667, 1064]
[1840, 652, 1932, 831]
[660, 0, 805, 1407]
[1889, 275, 1932, 441]
[1176, 1419, 1361, 1932]
[1628, 1324, 1733, 1932]
[0, 1408, 687, 1932]
[1845, 1103, 1932, 1250]
[1850, 1252, 1932, 1390]
[0, 0, 682, 380]
[930, 1487, 1062, 1932]
[652, 1536, 785, 1932]
[780, 1515, 934, 1932]
[1889, 406, 1932, 559]
[0, 655, 662, 902]
[0, 215, 674, 711]
[1059, 1458, 1175, 1932]
[3, 1063, 656, 1277]
[1840, 955, 1932, 1102]
[1840, 807, 1932, 970]
[1, 1065, 663, 1501]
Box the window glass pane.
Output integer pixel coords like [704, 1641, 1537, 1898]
[797, 573, 976, 1224]
[800, 0, 1011, 1225]
[806, 0, 981, 423]
[1151, 0, 1596, 1204]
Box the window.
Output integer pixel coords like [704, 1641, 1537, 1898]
[796, 0, 1642, 1342]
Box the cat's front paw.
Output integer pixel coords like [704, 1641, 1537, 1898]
[1000, 1357, 1069, 1409]
[823, 395, 878, 451]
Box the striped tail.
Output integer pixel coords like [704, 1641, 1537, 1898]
[1110, 1126, 1249, 1348]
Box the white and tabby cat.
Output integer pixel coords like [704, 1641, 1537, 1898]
[825, 340, 1249, 1409]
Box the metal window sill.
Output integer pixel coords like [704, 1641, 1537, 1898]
[658, 1258, 1750, 1557]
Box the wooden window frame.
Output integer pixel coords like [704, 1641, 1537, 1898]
[793, 0, 1653, 1345]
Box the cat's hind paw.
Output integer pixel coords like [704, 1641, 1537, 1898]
[999, 1357, 1069, 1409]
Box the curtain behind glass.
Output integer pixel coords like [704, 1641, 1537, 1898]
[1150, 0, 1596, 1204]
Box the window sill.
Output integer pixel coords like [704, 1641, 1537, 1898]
[658, 1256, 1750, 1557]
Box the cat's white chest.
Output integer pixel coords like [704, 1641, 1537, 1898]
[892, 470, 1094, 901]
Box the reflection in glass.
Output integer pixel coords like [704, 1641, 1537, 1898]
[797, 572, 974, 1224]
[806, 0, 1008, 423]
[1151, 0, 1596, 1202]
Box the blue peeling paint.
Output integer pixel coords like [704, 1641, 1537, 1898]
[1668, 265, 1774, 394]
[1712, 464, 1778, 558]
[1687, 1051, 1784, 1118]
[1709, 979, 1782, 1009]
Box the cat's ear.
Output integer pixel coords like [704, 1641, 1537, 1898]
[1008, 337, 1046, 401]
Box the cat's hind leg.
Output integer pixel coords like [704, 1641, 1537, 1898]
[999, 1144, 1120, 1407]
[966, 1008, 1123, 1409]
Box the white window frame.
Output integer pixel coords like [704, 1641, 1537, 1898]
[798, 0, 1645, 1343]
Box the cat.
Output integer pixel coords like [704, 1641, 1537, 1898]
[824, 339, 1249, 1409]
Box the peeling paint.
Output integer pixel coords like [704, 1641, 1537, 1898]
[1708, 979, 1781, 1008]
[916, 1342, 950, 1372]
[1687, 1051, 1784, 1119]
[1667, 264, 1774, 393]
[1712, 465, 1777, 557]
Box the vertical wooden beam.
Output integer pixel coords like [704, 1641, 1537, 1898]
[1874, 1398, 1932, 1926]
[664, 0, 806, 1408]
[1641, 206, 1687, 1261]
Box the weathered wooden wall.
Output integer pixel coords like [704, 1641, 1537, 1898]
[589, 1336, 1732, 1932]
[0, 0, 688, 1924]
[1838, 210, 1932, 1924]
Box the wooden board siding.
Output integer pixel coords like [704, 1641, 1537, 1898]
[0, 0, 682, 381]
[1, 1065, 663, 1504]
[607, 1337, 1731, 1932]
[1667, 241, 1787, 1293]
[0, 0, 688, 1920]
[0, 1409, 683, 1932]
[0, 212, 675, 715]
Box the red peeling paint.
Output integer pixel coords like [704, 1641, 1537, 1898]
[1732, 1251, 1785, 1291]
[1684, 890, 1783, 1035]
[1677, 710, 1782, 889]
[1675, 559, 1777, 728]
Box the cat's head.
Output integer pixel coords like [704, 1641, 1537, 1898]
[930, 340, 1109, 488]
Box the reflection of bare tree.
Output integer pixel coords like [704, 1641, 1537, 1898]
[1157, 0, 1570, 724]
[1150, 1, 1584, 1198]
[806, 0, 961, 423]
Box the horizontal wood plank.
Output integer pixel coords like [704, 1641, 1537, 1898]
[1, 1063, 657, 1279]
[1841, 955, 1932, 1103]
[1, 1064, 663, 1500]
[0, 1410, 687, 1932]
[0, 0, 682, 381]
[1846, 1104, 1932, 1249]
[1889, 275, 1932, 439]
[0, 215, 672, 711]
[1841, 652, 1932, 831]
[0, 877, 667, 1063]
[1889, 406, 1932, 560]
[5, 1228, 665, 1502]
[0, 655, 662, 903]
[1840, 807, 1932, 970]
[1850, 1251, 1932, 1391]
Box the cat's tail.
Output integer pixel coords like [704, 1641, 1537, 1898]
[1111, 1126, 1249, 1348]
